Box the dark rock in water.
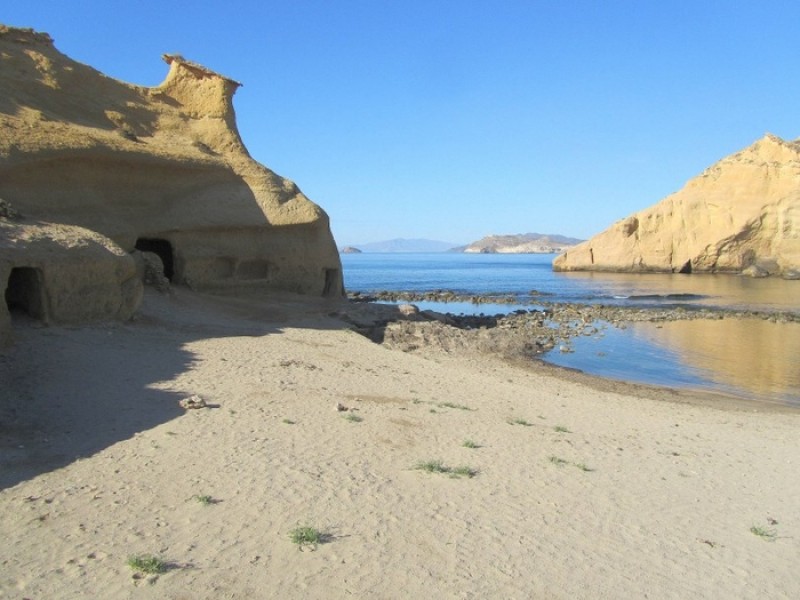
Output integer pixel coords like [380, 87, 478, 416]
[743, 265, 770, 278]
[782, 269, 800, 280]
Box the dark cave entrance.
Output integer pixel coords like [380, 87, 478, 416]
[322, 268, 340, 297]
[135, 238, 175, 281]
[5, 267, 46, 319]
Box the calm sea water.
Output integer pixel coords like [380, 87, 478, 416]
[342, 253, 800, 407]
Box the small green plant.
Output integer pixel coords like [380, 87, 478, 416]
[450, 465, 478, 478]
[282, 418, 296, 425]
[548, 455, 568, 466]
[574, 463, 594, 472]
[462, 439, 480, 449]
[188, 494, 215, 505]
[750, 525, 777, 541]
[508, 418, 532, 426]
[289, 525, 328, 551]
[127, 554, 168, 574]
[414, 460, 477, 478]
[438, 402, 473, 411]
[342, 413, 363, 423]
[553, 425, 572, 433]
[415, 459, 449, 474]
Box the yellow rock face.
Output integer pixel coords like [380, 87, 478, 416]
[0, 25, 343, 335]
[553, 134, 800, 277]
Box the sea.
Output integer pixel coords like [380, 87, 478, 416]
[341, 253, 800, 407]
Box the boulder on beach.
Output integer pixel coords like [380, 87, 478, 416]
[0, 25, 343, 343]
[553, 134, 800, 277]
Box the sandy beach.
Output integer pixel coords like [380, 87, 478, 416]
[1, 288, 798, 599]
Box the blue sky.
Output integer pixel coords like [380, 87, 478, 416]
[5, 2, 800, 246]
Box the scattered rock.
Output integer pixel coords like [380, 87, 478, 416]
[398, 303, 419, 316]
[0, 198, 21, 220]
[742, 264, 770, 278]
[179, 395, 207, 410]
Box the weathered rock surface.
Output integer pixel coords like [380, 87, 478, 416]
[1, 25, 342, 342]
[553, 134, 800, 277]
[461, 233, 582, 254]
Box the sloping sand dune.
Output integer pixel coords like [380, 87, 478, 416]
[1, 291, 798, 599]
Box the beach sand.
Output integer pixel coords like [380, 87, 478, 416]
[1, 288, 798, 599]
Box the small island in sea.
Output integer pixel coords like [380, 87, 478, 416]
[455, 232, 584, 254]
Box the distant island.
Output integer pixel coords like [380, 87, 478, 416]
[455, 233, 583, 254]
[340, 233, 582, 254]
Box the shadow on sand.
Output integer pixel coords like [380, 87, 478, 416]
[0, 287, 389, 490]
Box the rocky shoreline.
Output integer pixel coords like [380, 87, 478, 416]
[346, 289, 800, 362]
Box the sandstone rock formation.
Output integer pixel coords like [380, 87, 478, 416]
[553, 134, 800, 277]
[1, 25, 343, 343]
[461, 233, 582, 254]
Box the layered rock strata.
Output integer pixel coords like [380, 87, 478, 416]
[553, 135, 800, 277]
[0, 25, 343, 342]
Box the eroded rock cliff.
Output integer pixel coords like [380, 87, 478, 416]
[553, 134, 800, 277]
[1, 25, 343, 342]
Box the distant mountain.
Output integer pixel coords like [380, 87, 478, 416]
[345, 238, 460, 253]
[458, 233, 583, 254]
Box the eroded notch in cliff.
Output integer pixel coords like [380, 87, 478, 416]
[5, 267, 46, 320]
[135, 238, 175, 281]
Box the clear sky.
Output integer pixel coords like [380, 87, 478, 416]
[5, 2, 800, 246]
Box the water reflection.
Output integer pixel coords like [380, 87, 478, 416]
[561, 271, 799, 312]
[629, 319, 800, 405]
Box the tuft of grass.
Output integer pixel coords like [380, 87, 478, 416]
[438, 402, 473, 411]
[127, 554, 168, 575]
[414, 460, 477, 479]
[750, 525, 777, 541]
[553, 425, 572, 433]
[188, 494, 215, 505]
[342, 413, 363, 423]
[415, 459, 449, 474]
[548, 455, 569, 466]
[508, 418, 533, 426]
[574, 463, 595, 472]
[462, 439, 480, 449]
[282, 418, 296, 425]
[289, 525, 329, 551]
[450, 465, 478, 478]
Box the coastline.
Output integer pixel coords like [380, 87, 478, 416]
[349, 290, 800, 408]
[1, 288, 798, 598]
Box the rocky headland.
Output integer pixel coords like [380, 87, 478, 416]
[554, 134, 800, 278]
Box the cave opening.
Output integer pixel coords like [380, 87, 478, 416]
[135, 238, 175, 281]
[5, 267, 46, 319]
[322, 268, 340, 297]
